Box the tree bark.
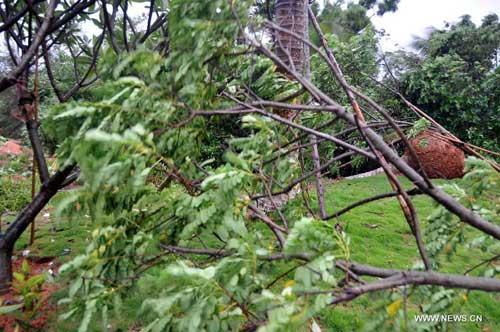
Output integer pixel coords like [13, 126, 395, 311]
[26, 119, 50, 184]
[275, 1, 328, 218]
[0, 166, 74, 293]
[274, 0, 309, 75]
[0, 245, 13, 294]
[310, 134, 327, 218]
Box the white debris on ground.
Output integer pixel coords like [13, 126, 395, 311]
[253, 185, 302, 213]
[345, 167, 384, 179]
[252, 167, 386, 214]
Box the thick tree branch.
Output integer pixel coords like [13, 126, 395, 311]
[248, 205, 286, 248]
[310, 134, 327, 218]
[46, 0, 97, 35]
[102, 0, 121, 53]
[0, 0, 45, 33]
[0, 165, 74, 249]
[139, 14, 168, 44]
[304, 10, 431, 269]
[0, 0, 57, 93]
[157, 244, 500, 293]
[26, 119, 50, 184]
[332, 261, 500, 303]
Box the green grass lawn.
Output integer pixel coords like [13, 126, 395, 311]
[307, 175, 500, 332]
[5, 175, 499, 331]
[9, 192, 91, 262]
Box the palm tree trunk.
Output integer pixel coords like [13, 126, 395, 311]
[274, 1, 327, 220]
[274, 0, 309, 75]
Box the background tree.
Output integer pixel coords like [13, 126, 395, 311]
[398, 14, 500, 150]
[0, 0, 168, 293]
[313, 0, 399, 42]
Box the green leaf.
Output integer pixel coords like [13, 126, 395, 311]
[0, 303, 23, 314]
[59, 308, 78, 321]
[54, 106, 96, 119]
[25, 275, 45, 288]
[13, 272, 25, 282]
[78, 299, 97, 332]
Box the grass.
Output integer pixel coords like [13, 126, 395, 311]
[3, 175, 499, 331]
[7, 191, 92, 262]
[308, 175, 500, 331]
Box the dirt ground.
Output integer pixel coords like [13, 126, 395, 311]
[0, 257, 58, 332]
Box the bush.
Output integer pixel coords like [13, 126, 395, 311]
[0, 176, 32, 215]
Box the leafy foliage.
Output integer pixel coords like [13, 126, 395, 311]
[39, 2, 351, 330]
[401, 15, 500, 150]
[313, 0, 399, 43]
[425, 158, 499, 268]
[37, 1, 499, 329]
[0, 260, 47, 330]
[1, 1, 499, 331]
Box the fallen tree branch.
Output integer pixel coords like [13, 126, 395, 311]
[364, 72, 500, 171]
[248, 204, 287, 249]
[241, 31, 500, 241]
[157, 244, 500, 293]
[306, 9, 431, 270]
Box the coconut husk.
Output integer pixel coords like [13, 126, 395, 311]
[404, 130, 465, 179]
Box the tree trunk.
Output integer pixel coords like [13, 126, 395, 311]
[0, 166, 74, 294]
[274, 0, 309, 119]
[0, 245, 13, 294]
[275, 1, 327, 219]
[274, 0, 309, 75]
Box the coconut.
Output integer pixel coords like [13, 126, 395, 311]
[404, 131, 464, 179]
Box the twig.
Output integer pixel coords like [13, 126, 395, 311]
[323, 188, 422, 220]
